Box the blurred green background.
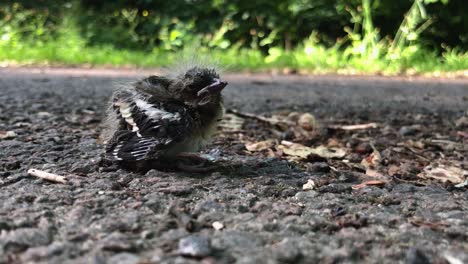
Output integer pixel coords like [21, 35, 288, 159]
[0, 0, 466, 74]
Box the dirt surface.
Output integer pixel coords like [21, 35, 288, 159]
[0, 68, 467, 264]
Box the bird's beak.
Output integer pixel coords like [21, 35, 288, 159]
[197, 79, 228, 97]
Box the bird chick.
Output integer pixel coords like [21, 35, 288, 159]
[101, 67, 228, 171]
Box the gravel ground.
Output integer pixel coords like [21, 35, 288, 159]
[0, 68, 467, 264]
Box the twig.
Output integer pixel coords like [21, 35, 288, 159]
[227, 109, 270, 123]
[27, 169, 68, 184]
[392, 175, 428, 186]
[391, 147, 430, 162]
[403, 146, 431, 161]
[408, 218, 449, 230]
[226, 109, 295, 127]
[329, 123, 379, 131]
[430, 139, 459, 145]
[351, 180, 386, 190]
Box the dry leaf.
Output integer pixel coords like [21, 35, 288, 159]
[278, 141, 346, 159]
[245, 140, 274, 152]
[310, 146, 347, 159]
[361, 149, 381, 169]
[227, 109, 319, 141]
[405, 140, 425, 149]
[428, 140, 460, 151]
[327, 138, 340, 147]
[418, 164, 467, 184]
[330, 123, 379, 130]
[297, 113, 317, 131]
[388, 165, 400, 176]
[277, 142, 313, 159]
[365, 169, 384, 178]
[455, 115, 468, 127]
[266, 148, 277, 157]
[352, 180, 386, 190]
[456, 131, 468, 138]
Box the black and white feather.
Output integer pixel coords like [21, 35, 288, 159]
[101, 67, 227, 163]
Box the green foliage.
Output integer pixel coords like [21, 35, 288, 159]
[0, 0, 466, 74]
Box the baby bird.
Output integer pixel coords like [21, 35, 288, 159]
[101, 67, 228, 171]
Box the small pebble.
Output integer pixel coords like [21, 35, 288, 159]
[318, 183, 351, 194]
[108, 253, 140, 264]
[354, 142, 372, 154]
[178, 236, 212, 257]
[302, 179, 316, 190]
[212, 221, 224, 230]
[399, 126, 417, 136]
[405, 248, 431, 264]
[0, 131, 16, 139]
[306, 162, 330, 173]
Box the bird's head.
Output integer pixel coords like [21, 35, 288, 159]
[172, 67, 228, 107]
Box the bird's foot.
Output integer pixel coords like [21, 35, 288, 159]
[176, 152, 210, 165]
[176, 162, 217, 173]
[175, 152, 216, 173]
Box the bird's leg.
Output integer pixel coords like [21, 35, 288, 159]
[176, 162, 216, 173]
[176, 152, 210, 165]
[174, 152, 217, 173]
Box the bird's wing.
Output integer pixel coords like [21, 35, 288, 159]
[105, 92, 195, 161]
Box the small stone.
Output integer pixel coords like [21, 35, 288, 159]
[271, 239, 302, 263]
[178, 236, 212, 257]
[212, 221, 224, 230]
[193, 200, 224, 215]
[1, 227, 51, 252]
[37, 112, 52, 118]
[455, 116, 468, 127]
[354, 142, 372, 154]
[4, 160, 21, 170]
[318, 183, 351, 194]
[108, 253, 140, 264]
[306, 162, 330, 173]
[399, 126, 417, 136]
[338, 171, 361, 183]
[294, 191, 319, 202]
[405, 248, 431, 264]
[302, 179, 316, 190]
[35, 195, 49, 203]
[0, 131, 16, 140]
[237, 205, 249, 213]
[70, 161, 97, 174]
[346, 153, 362, 163]
[20, 242, 64, 262]
[158, 185, 193, 196]
[100, 232, 135, 252]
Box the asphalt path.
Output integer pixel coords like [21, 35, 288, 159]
[0, 68, 467, 264]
